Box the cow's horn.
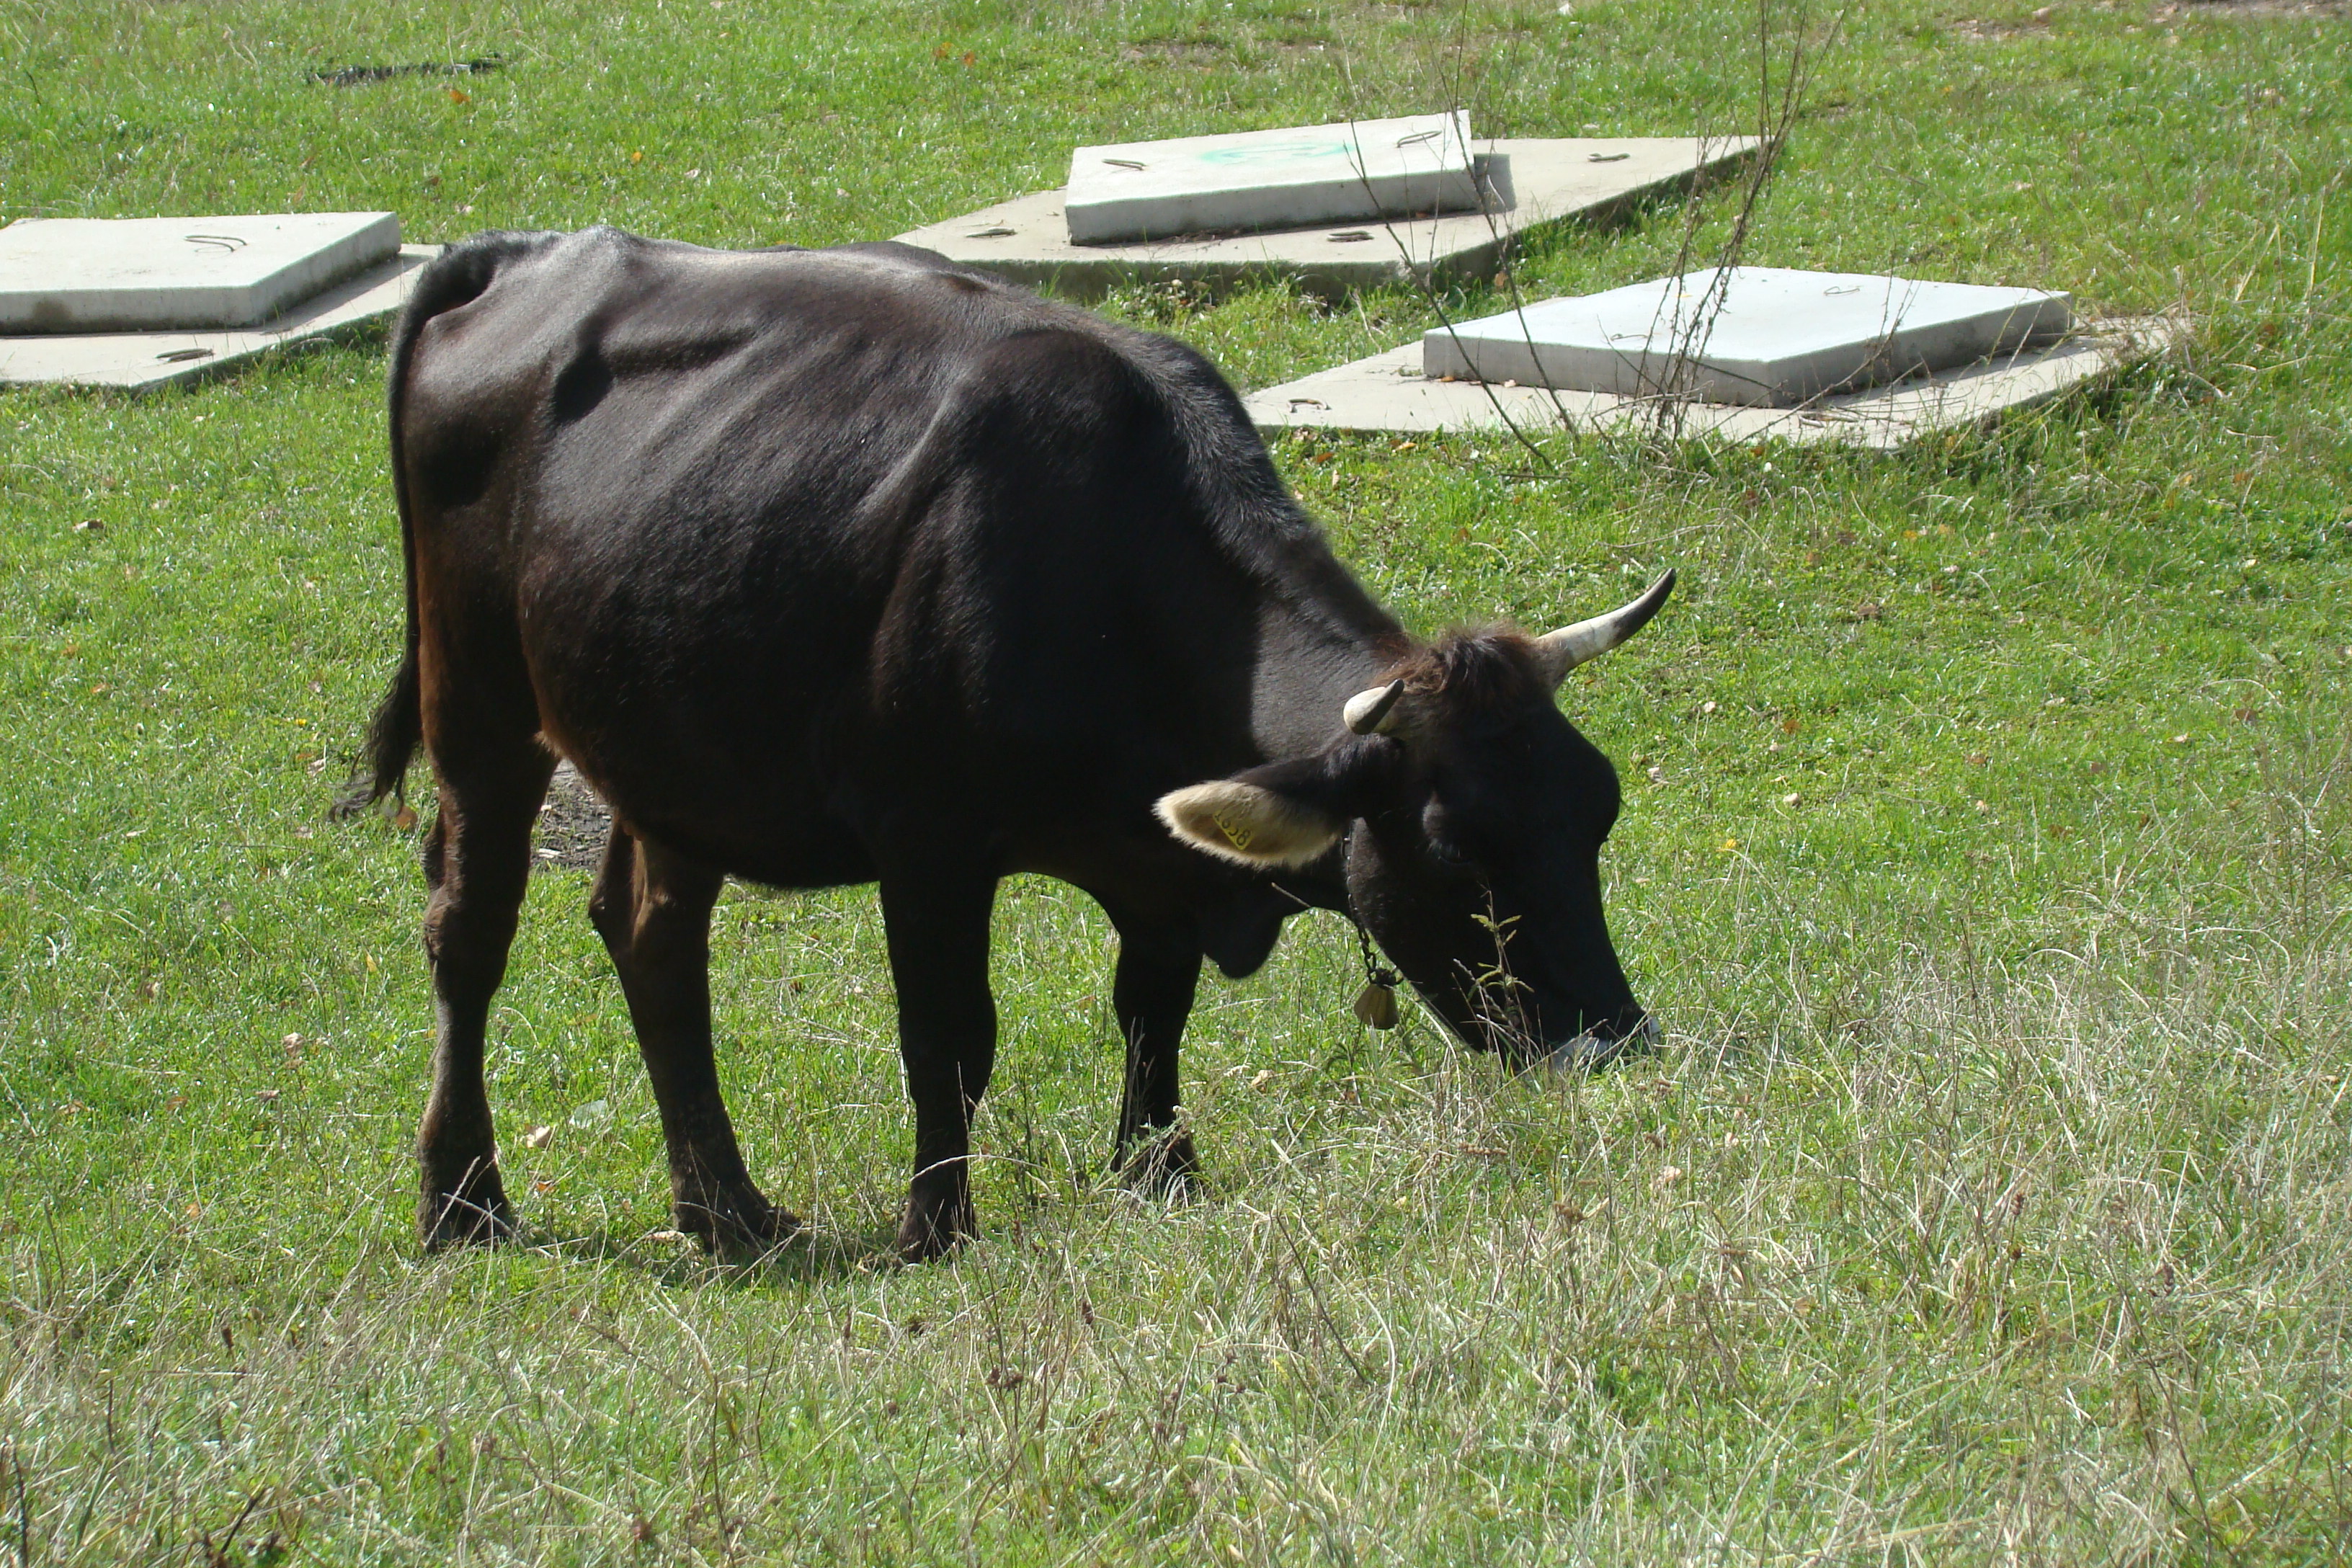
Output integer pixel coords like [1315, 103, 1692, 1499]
[1530, 570, 1677, 689]
[1343, 678, 1407, 735]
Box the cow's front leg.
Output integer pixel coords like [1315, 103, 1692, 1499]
[1102, 907, 1203, 1198]
[878, 866, 999, 1262]
[591, 828, 796, 1255]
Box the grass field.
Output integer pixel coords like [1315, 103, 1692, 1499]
[4, 0, 2350, 1562]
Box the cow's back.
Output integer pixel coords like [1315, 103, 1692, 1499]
[393, 228, 1384, 887]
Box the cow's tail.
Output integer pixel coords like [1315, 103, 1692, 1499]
[334, 233, 545, 820]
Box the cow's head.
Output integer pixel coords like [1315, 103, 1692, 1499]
[1157, 572, 1673, 1067]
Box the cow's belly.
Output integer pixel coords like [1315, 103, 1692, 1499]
[540, 700, 881, 888]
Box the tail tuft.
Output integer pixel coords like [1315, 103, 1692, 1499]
[331, 655, 422, 820]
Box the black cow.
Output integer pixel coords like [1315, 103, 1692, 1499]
[341, 227, 1672, 1261]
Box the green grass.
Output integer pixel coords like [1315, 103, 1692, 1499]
[4, 0, 2351, 1561]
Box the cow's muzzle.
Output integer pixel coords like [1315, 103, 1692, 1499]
[1533, 1014, 1662, 1073]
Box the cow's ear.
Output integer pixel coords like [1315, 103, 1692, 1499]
[1156, 779, 1342, 868]
[1155, 739, 1398, 868]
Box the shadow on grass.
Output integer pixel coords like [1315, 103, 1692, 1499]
[509, 1219, 905, 1288]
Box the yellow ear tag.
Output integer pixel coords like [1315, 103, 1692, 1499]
[1210, 809, 1254, 852]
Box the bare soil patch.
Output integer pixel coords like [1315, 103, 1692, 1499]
[1120, 38, 1229, 62]
[533, 761, 611, 873]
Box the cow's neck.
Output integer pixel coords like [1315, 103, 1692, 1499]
[1248, 592, 1407, 762]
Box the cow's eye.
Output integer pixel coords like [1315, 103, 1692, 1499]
[1426, 834, 1472, 868]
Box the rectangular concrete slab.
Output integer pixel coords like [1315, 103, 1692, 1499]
[896, 136, 1760, 302]
[1244, 317, 2175, 450]
[0, 246, 438, 391]
[1064, 112, 1480, 244]
[0, 212, 399, 334]
[1424, 267, 2072, 406]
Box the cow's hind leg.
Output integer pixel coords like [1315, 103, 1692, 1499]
[1102, 905, 1203, 1198]
[591, 829, 798, 1255]
[879, 864, 999, 1262]
[416, 744, 554, 1248]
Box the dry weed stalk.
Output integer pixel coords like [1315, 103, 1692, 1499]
[1334, 0, 1843, 468]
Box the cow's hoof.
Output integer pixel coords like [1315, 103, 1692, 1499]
[679, 1189, 802, 1258]
[895, 1195, 976, 1264]
[1118, 1131, 1201, 1203]
[419, 1164, 514, 1250]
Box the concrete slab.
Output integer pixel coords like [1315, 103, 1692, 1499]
[1423, 267, 2072, 406]
[0, 245, 440, 392]
[1064, 112, 1480, 244]
[896, 136, 1759, 301]
[0, 213, 400, 334]
[1243, 316, 2177, 449]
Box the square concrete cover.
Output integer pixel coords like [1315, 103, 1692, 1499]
[0, 212, 400, 334]
[1065, 112, 1480, 244]
[1423, 267, 2073, 406]
[1244, 316, 2173, 450]
[1, 246, 438, 392]
[897, 136, 1760, 301]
